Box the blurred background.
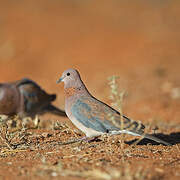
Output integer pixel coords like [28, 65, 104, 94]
[0, 0, 180, 123]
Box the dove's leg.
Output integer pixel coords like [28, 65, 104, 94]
[78, 136, 99, 142]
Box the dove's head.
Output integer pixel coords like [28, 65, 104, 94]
[57, 68, 83, 89]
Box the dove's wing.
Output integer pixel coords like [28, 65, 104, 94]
[17, 78, 56, 113]
[71, 96, 145, 134]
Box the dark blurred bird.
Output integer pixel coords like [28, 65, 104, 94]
[0, 78, 66, 118]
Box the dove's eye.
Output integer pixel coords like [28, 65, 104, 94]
[67, 72, 70, 76]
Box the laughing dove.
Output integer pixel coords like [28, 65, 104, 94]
[0, 78, 66, 118]
[57, 68, 171, 146]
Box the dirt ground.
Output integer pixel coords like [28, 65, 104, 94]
[0, 0, 180, 179]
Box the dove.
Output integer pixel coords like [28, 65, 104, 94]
[57, 68, 171, 145]
[0, 78, 66, 118]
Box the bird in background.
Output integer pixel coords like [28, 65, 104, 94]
[0, 78, 66, 118]
[57, 68, 171, 146]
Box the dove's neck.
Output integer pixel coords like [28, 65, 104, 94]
[64, 78, 91, 117]
[64, 79, 91, 99]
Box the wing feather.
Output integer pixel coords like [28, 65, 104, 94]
[71, 96, 145, 134]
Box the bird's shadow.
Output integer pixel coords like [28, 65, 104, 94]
[125, 132, 180, 146]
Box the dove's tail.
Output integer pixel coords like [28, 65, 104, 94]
[50, 94, 56, 101]
[43, 104, 67, 117]
[110, 130, 171, 146]
[143, 134, 171, 146]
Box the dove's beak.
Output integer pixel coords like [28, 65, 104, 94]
[56, 76, 64, 83]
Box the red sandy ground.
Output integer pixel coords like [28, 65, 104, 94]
[0, 1, 180, 179]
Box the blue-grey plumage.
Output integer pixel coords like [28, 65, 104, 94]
[71, 97, 138, 133]
[16, 78, 66, 118]
[17, 78, 56, 115]
[57, 68, 171, 145]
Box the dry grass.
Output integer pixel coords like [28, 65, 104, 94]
[108, 75, 129, 161]
[0, 115, 42, 153]
[107, 76, 160, 148]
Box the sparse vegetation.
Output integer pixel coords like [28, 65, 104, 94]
[108, 75, 127, 161]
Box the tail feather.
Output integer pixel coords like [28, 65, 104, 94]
[50, 94, 56, 101]
[110, 130, 171, 146]
[144, 134, 171, 146]
[111, 130, 141, 137]
[113, 115, 171, 145]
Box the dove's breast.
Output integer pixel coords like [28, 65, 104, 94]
[65, 96, 104, 137]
